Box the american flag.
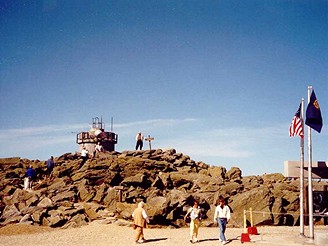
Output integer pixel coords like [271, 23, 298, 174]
[289, 103, 304, 137]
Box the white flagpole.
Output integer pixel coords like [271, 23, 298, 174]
[307, 86, 314, 239]
[300, 98, 305, 236]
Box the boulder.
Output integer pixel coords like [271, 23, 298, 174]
[77, 181, 96, 202]
[226, 167, 242, 180]
[19, 214, 33, 224]
[146, 196, 167, 219]
[31, 209, 48, 223]
[48, 214, 67, 227]
[51, 190, 77, 203]
[229, 187, 275, 227]
[0, 150, 326, 229]
[103, 187, 118, 206]
[1, 204, 21, 221]
[61, 214, 88, 228]
[93, 183, 108, 203]
[207, 166, 226, 180]
[37, 197, 53, 208]
[82, 202, 102, 220]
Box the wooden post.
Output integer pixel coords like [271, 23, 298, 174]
[248, 207, 259, 235]
[114, 186, 123, 202]
[145, 135, 154, 150]
[244, 209, 247, 233]
[250, 207, 253, 226]
[241, 209, 251, 242]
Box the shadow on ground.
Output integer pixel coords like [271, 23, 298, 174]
[199, 236, 240, 244]
[144, 238, 168, 243]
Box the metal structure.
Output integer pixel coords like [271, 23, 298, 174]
[284, 161, 328, 179]
[76, 117, 118, 153]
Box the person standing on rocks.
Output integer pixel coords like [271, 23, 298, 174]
[46, 156, 55, 179]
[135, 131, 144, 150]
[93, 142, 104, 158]
[184, 200, 202, 243]
[213, 197, 231, 245]
[24, 165, 36, 190]
[132, 201, 150, 244]
[80, 147, 89, 168]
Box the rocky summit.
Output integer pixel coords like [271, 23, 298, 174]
[0, 149, 326, 229]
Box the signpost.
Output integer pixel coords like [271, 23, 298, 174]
[145, 135, 154, 150]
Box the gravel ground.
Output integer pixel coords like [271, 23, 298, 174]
[0, 222, 327, 246]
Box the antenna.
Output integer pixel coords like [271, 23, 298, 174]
[111, 117, 113, 132]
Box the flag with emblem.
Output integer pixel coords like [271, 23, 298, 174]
[289, 103, 304, 137]
[305, 90, 323, 133]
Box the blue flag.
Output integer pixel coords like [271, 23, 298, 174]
[305, 90, 323, 133]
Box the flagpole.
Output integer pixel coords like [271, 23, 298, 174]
[300, 98, 305, 236]
[307, 86, 314, 239]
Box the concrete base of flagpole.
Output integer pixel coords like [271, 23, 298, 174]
[240, 233, 251, 243]
[247, 226, 258, 235]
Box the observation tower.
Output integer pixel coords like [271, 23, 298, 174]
[76, 117, 118, 153]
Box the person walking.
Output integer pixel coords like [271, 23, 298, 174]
[214, 197, 231, 245]
[184, 200, 202, 243]
[132, 201, 150, 244]
[46, 156, 55, 179]
[135, 132, 144, 150]
[80, 147, 89, 168]
[24, 165, 36, 190]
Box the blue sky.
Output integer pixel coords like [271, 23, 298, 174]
[0, 0, 327, 176]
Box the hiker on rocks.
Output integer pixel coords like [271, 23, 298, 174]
[93, 142, 104, 158]
[214, 197, 231, 245]
[80, 146, 89, 168]
[184, 200, 202, 243]
[24, 165, 36, 190]
[135, 131, 144, 150]
[132, 201, 150, 244]
[46, 156, 55, 179]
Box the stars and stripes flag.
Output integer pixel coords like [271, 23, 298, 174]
[289, 103, 304, 137]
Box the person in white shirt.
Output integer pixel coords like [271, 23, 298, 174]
[213, 197, 231, 245]
[94, 142, 104, 157]
[135, 132, 144, 150]
[184, 200, 202, 243]
[80, 147, 89, 168]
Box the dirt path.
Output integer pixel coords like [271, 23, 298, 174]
[1, 222, 327, 246]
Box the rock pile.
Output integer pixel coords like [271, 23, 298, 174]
[0, 149, 324, 229]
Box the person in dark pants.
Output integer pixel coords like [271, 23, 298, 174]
[46, 156, 55, 179]
[80, 147, 89, 168]
[213, 197, 231, 245]
[135, 132, 144, 150]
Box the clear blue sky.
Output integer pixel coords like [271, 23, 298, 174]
[1, 0, 327, 176]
